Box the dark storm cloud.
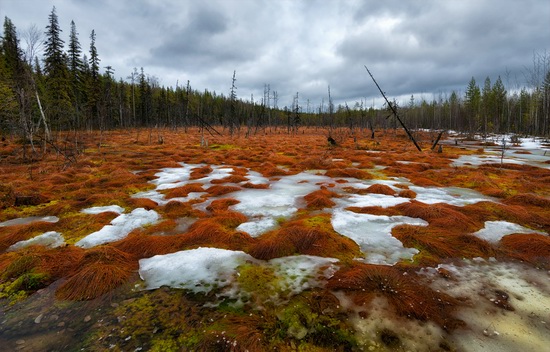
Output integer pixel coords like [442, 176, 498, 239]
[2, 0, 549, 107]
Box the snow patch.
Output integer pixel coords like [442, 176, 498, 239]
[331, 209, 427, 265]
[7, 231, 65, 251]
[75, 208, 159, 248]
[81, 205, 125, 214]
[473, 220, 547, 243]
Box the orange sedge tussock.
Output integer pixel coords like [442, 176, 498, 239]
[56, 246, 138, 301]
[210, 174, 249, 184]
[161, 200, 204, 219]
[206, 198, 241, 212]
[247, 236, 295, 261]
[325, 167, 372, 180]
[125, 197, 158, 210]
[181, 220, 253, 250]
[113, 233, 185, 259]
[205, 185, 242, 196]
[189, 165, 213, 180]
[396, 201, 480, 232]
[504, 193, 550, 208]
[211, 210, 248, 229]
[499, 233, 550, 268]
[398, 189, 417, 198]
[0, 221, 58, 252]
[345, 206, 401, 216]
[392, 224, 497, 264]
[258, 162, 290, 177]
[304, 188, 338, 210]
[163, 183, 205, 199]
[364, 184, 396, 195]
[327, 262, 464, 330]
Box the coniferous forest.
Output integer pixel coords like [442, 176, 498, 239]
[1, 7, 549, 155]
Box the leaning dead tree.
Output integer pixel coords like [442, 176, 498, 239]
[364, 66, 422, 151]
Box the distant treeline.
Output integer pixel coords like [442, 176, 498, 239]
[1, 7, 549, 144]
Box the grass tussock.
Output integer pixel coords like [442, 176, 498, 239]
[249, 214, 361, 261]
[325, 168, 372, 180]
[500, 233, 550, 268]
[56, 245, 137, 301]
[189, 165, 213, 180]
[161, 200, 205, 219]
[392, 224, 497, 265]
[345, 206, 401, 216]
[205, 185, 242, 196]
[303, 188, 338, 210]
[113, 233, 184, 259]
[206, 198, 240, 212]
[396, 201, 480, 232]
[163, 183, 205, 199]
[327, 263, 464, 331]
[0, 221, 58, 251]
[364, 184, 396, 195]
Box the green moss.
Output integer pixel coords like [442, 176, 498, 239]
[274, 294, 357, 349]
[0, 272, 50, 304]
[210, 144, 238, 150]
[237, 263, 281, 299]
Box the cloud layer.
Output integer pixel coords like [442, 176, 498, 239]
[2, 0, 549, 107]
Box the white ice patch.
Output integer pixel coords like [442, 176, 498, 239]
[75, 208, 159, 248]
[473, 220, 547, 243]
[7, 231, 65, 251]
[411, 186, 495, 206]
[0, 216, 59, 227]
[236, 217, 279, 237]
[338, 193, 410, 208]
[269, 255, 339, 295]
[331, 209, 427, 265]
[138, 247, 256, 293]
[231, 172, 332, 235]
[81, 205, 125, 214]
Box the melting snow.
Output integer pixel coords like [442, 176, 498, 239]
[331, 209, 427, 265]
[7, 231, 65, 251]
[138, 247, 255, 293]
[473, 220, 547, 243]
[0, 216, 59, 227]
[81, 205, 125, 214]
[75, 208, 159, 248]
[138, 248, 339, 304]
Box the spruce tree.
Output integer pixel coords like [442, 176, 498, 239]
[43, 6, 71, 131]
[68, 20, 84, 128]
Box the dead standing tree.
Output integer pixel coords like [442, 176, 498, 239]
[365, 66, 422, 151]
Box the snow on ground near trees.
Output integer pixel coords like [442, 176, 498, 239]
[473, 220, 547, 243]
[139, 247, 339, 304]
[7, 231, 65, 251]
[75, 208, 159, 248]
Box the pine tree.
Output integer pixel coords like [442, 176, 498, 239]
[465, 77, 481, 133]
[68, 20, 84, 128]
[0, 17, 25, 134]
[87, 29, 101, 128]
[43, 6, 72, 131]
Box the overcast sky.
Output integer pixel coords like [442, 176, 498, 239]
[1, 0, 549, 109]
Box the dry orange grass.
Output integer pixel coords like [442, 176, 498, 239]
[325, 168, 372, 180]
[205, 185, 242, 196]
[345, 206, 401, 216]
[163, 183, 205, 199]
[0, 221, 58, 252]
[113, 233, 185, 259]
[398, 189, 417, 198]
[364, 184, 396, 195]
[500, 233, 550, 268]
[327, 263, 464, 331]
[392, 224, 497, 265]
[396, 201, 481, 232]
[190, 165, 213, 180]
[56, 245, 137, 301]
[206, 198, 241, 212]
[303, 188, 338, 210]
